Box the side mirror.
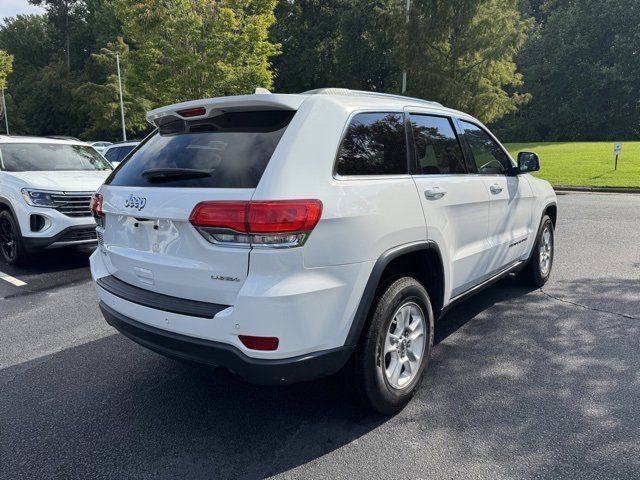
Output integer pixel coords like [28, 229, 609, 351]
[517, 151, 540, 173]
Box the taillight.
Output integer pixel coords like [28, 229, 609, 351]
[189, 201, 248, 232]
[90, 193, 104, 226]
[189, 200, 322, 248]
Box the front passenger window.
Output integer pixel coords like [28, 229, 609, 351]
[459, 121, 512, 175]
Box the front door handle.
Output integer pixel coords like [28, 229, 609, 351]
[424, 186, 447, 200]
[489, 184, 504, 194]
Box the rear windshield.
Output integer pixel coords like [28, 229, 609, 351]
[0, 143, 112, 172]
[106, 110, 295, 188]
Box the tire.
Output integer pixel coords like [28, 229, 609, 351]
[517, 214, 554, 287]
[354, 276, 434, 415]
[0, 210, 29, 266]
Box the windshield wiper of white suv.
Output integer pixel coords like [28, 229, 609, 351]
[141, 168, 212, 182]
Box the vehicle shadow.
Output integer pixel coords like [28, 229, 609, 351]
[435, 275, 535, 344]
[0, 245, 94, 276]
[2, 275, 639, 479]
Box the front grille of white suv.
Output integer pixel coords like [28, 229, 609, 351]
[51, 193, 93, 217]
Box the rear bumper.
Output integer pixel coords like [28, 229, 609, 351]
[100, 302, 354, 384]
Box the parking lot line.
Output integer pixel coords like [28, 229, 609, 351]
[0, 271, 27, 287]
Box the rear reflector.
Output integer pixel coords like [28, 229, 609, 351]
[190, 200, 322, 234]
[239, 335, 279, 351]
[177, 107, 206, 117]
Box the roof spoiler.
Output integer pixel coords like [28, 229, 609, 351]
[146, 89, 302, 127]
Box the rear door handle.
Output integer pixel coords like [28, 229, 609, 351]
[424, 186, 446, 199]
[489, 184, 504, 194]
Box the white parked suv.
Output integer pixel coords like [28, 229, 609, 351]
[0, 136, 113, 265]
[90, 89, 557, 413]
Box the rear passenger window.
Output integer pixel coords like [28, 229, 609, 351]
[410, 115, 466, 174]
[336, 113, 407, 176]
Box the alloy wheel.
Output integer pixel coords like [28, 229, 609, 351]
[383, 301, 427, 389]
[0, 217, 17, 261]
[538, 224, 553, 276]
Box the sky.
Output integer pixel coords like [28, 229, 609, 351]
[1, 0, 45, 21]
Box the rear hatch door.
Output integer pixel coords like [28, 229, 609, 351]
[99, 109, 295, 306]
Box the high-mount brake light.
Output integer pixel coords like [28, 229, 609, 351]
[189, 200, 323, 248]
[176, 107, 206, 118]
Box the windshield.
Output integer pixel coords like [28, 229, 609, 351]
[0, 143, 112, 172]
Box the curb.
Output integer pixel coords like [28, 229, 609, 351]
[553, 186, 640, 194]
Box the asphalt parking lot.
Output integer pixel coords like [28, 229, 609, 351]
[1, 192, 639, 480]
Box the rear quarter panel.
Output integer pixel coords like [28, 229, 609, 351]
[253, 97, 427, 268]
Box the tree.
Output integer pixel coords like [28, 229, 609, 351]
[270, 0, 343, 92]
[75, 37, 150, 140]
[27, 0, 119, 70]
[272, 0, 529, 124]
[29, 0, 84, 69]
[402, 0, 531, 124]
[17, 61, 86, 135]
[0, 49, 13, 129]
[271, 0, 399, 93]
[0, 15, 55, 74]
[0, 15, 56, 134]
[0, 50, 13, 90]
[334, 0, 399, 92]
[113, 0, 280, 108]
[0, 3, 121, 137]
[504, 0, 640, 141]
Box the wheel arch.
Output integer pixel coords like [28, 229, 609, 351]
[0, 196, 22, 234]
[523, 201, 557, 265]
[344, 241, 445, 347]
[543, 202, 557, 227]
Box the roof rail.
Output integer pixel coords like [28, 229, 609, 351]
[46, 135, 81, 141]
[302, 88, 443, 107]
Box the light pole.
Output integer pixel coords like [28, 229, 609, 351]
[401, 0, 410, 93]
[1, 88, 8, 134]
[116, 53, 127, 142]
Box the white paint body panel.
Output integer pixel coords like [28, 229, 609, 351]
[98, 186, 253, 304]
[412, 174, 491, 300]
[88, 92, 557, 360]
[482, 174, 536, 270]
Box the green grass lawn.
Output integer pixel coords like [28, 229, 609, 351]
[504, 142, 640, 188]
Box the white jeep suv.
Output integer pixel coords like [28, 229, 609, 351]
[0, 136, 113, 265]
[90, 89, 557, 413]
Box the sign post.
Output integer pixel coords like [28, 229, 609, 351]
[614, 143, 622, 170]
[1, 88, 8, 135]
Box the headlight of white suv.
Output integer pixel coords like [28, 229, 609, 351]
[21, 189, 58, 207]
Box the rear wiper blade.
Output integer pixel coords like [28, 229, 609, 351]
[141, 168, 212, 182]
